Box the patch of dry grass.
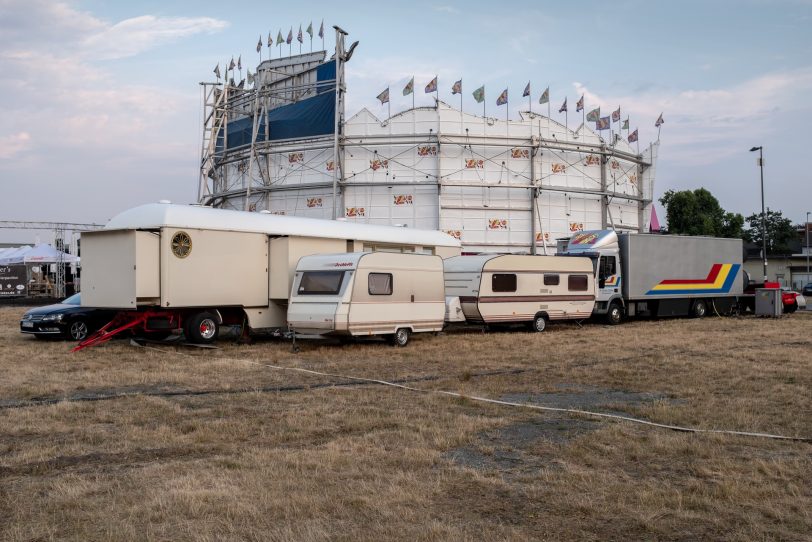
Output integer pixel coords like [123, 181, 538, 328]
[0, 305, 810, 541]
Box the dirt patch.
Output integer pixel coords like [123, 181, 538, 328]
[501, 383, 673, 416]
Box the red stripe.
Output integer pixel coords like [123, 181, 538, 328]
[659, 264, 721, 285]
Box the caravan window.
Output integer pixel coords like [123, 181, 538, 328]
[298, 271, 345, 295]
[544, 274, 560, 286]
[568, 274, 589, 291]
[492, 274, 517, 292]
[368, 273, 393, 295]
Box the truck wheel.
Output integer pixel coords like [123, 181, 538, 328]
[692, 300, 707, 318]
[605, 302, 623, 325]
[389, 328, 410, 347]
[531, 314, 547, 332]
[186, 312, 219, 344]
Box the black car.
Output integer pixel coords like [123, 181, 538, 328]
[802, 283, 812, 297]
[20, 293, 117, 341]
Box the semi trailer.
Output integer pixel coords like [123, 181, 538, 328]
[559, 230, 743, 323]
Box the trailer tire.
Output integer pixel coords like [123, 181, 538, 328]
[186, 312, 219, 344]
[531, 314, 547, 333]
[692, 300, 707, 318]
[605, 302, 623, 325]
[389, 328, 410, 347]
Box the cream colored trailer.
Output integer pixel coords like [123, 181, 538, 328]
[80, 203, 460, 342]
[443, 254, 596, 332]
[287, 252, 445, 346]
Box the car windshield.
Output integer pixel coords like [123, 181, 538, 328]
[62, 293, 81, 305]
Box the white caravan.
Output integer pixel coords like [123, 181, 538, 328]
[287, 252, 446, 346]
[443, 254, 596, 332]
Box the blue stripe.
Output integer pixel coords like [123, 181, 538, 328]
[645, 264, 740, 296]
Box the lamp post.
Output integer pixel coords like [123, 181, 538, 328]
[750, 146, 768, 282]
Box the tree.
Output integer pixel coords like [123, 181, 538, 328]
[659, 188, 744, 238]
[743, 209, 796, 255]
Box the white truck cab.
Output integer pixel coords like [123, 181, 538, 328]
[559, 230, 623, 319]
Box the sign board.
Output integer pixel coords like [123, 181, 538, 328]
[0, 265, 27, 297]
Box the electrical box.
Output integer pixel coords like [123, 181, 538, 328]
[755, 288, 782, 317]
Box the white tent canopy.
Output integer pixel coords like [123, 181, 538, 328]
[0, 244, 79, 265]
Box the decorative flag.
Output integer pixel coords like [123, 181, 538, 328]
[237, 79, 245, 89]
[247, 70, 254, 86]
[403, 77, 414, 96]
[558, 97, 567, 113]
[377, 88, 390, 104]
[472, 86, 485, 103]
[596, 116, 610, 130]
[237, 55, 241, 70]
[229, 57, 236, 70]
[628, 129, 638, 143]
[522, 82, 530, 97]
[268, 32, 272, 47]
[496, 88, 508, 106]
[257, 36, 263, 53]
[318, 20, 324, 39]
[306, 22, 313, 38]
[451, 79, 462, 94]
[622, 118, 629, 130]
[277, 30, 284, 45]
[297, 25, 303, 43]
[612, 107, 621, 122]
[586, 107, 600, 122]
[425, 76, 438, 93]
[649, 206, 661, 232]
[213, 63, 221, 79]
[539, 87, 549, 104]
[286, 28, 293, 44]
[655, 113, 664, 127]
[576, 94, 584, 112]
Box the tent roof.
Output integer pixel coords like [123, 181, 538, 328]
[0, 244, 79, 265]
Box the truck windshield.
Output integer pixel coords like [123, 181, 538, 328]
[298, 271, 345, 295]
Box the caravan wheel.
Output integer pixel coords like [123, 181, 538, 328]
[185, 312, 219, 344]
[531, 315, 547, 333]
[390, 328, 410, 347]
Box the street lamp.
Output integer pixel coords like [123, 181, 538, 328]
[750, 146, 768, 282]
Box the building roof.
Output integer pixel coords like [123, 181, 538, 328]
[105, 203, 461, 248]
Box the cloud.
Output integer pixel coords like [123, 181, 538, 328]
[573, 68, 812, 165]
[432, 5, 460, 13]
[0, 132, 31, 159]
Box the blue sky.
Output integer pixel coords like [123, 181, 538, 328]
[1, 0, 810, 242]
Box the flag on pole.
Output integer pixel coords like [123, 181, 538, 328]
[655, 113, 664, 127]
[596, 116, 610, 130]
[237, 55, 242, 70]
[558, 97, 567, 113]
[496, 89, 508, 106]
[297, 25, 303, 43]
[267, 32, 272, 47]
[257, 36, 263, 53]
[451, 79, 462, 94]
[628, 129, 638, 143]
[403, 77, 414, 95]
[286, 28, 293, 44]
[229, 57, 235, 70]
[522, 82, 530, 97]
[277, 30, 284, 45]
[539, 87, 549, 104]
[425, 76, 438, 93]
[576, 94, 584, 112]
[377, 88, 390, 104]
[611, 106, 621, 122]
[318, 20, 324, 38]
[586, 107, 600, 122]
[622, 118, 629, 130]
[306, 22, 313, 38]
[213, 63, 221, 79]
[472, 86, 485, 103]
[247, 70, 254, 86]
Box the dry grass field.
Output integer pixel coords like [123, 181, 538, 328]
[0, 305, 810, 541]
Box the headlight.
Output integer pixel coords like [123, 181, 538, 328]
[42, 314, 63, 322]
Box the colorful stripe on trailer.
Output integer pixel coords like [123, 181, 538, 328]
[645, 263, 740, 295]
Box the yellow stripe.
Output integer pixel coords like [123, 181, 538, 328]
[650, 264, 732, 291]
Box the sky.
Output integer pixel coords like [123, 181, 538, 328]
[1, 0, 811, 244]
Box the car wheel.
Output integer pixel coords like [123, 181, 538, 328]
[389, 328, 410, 347]
[785, 302, 797, 314]
[69, 319, 90, 341]
[185, 312, 219, 344]
[692, 300, 707, 318]
[605, 302, 623, 325]
[531, 314, 547, 332]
